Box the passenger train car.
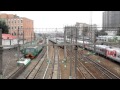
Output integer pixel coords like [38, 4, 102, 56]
[49, 37, 120, 63]
[84, 44, 120, 63]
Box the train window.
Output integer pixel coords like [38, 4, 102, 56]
[114, 53, 116, 57]
[25, 48, 35, 53]
[118, 55, 120, 58]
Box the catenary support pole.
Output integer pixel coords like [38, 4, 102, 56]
[17, 27, 20, 61]
[69, 27, 73, 79]
[75, 27, 78, 79]
[64, 27, 67, 61]
[0, 29, 3, 79]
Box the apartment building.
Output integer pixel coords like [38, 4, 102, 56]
[0, 13, 34, 41]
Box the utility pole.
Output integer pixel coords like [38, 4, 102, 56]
[0, 29, 3, 79]
[83, 26, 85, 49]
[69, 27, 73, 79]
[90, 11, 93, 50]
[55, 28, 57, 44]
[34, 32, 36, 40]
[23, 30, 24, 45]
[31, 33, 32, 45]
[64, 27, 67, 61]
[74, 27, 78, 79]
[47, 37, 49, 60]
[93, 28, 96, 53]
[17, 27, 20, 61]
[22, 29, 24, 51]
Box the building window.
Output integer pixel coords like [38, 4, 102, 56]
[21, 20, 22, 23]
[14, 32, 16, 36]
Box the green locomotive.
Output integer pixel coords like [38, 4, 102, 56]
[23, 45, 44, 59]
[20, 38, 44, 59]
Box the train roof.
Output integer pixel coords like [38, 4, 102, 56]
[106, 47, 120, 52]
[96, 45, 110, 48]
[77, 40, 90, 44]
[26, 46, 38, 49]
[98, 36, 120, 38]
[96, 45, 120, 52]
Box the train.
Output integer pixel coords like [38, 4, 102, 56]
[49, 37, 65, 49]
[75, 40, 120, 63]
[20, 38, 44, 59]
[49, 37, 120, 63]
[23, 46, 44, 59]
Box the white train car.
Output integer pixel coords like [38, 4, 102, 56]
[106, 47, 120, 63]
[77, 40, 90, 48]
[95, 45, 109, 56]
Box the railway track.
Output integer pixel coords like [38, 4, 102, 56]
[6, 47, 46, 79]
[19, 42, 59, 79]
[66, 48, 96, 79]
[5, 64, 25, 79]
[33, 42, 60, 79]
[51, 46, 59, 79]
[66, 46, 120, 79]
[17, 47, 47, 79]
[77, 60, 96, 79]
[27, 52, 47, 79]
[78, 49, 120, 79]
[58, 47, 61, 79]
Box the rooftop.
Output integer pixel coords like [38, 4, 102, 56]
[2, 34, 17, 40]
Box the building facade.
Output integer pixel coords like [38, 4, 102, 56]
[103, 11, 120, 35]
[65, 23, 97, 42]
[65, 26, 78, 39]
[75, 22, 91, 36]
[0, 13, 34, 41]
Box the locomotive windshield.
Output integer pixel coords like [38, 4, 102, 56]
[25, 48, 35, 53]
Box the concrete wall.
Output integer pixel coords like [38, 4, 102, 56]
[2, 39, 27, 49]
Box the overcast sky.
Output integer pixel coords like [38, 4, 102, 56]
[1, 11, 104, 33]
